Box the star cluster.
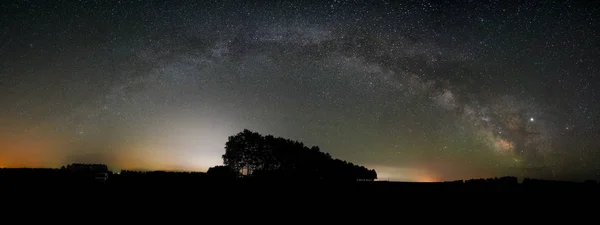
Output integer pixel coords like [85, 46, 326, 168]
[1, 0, 599, 181]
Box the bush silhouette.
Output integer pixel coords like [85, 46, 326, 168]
[207, 165, 239, 180]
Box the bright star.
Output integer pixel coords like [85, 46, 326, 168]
[529, 117, 534, 122]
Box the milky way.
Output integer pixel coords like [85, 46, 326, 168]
[1, 0, 599, 181]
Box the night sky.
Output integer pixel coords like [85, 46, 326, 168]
[1, 0, 599, 182]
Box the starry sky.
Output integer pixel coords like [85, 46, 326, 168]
[1, 0, 599, 182]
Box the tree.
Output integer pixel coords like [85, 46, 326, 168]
[222, 129, 266, 175]
[221, 129, 377, 181]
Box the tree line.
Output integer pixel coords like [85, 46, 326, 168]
[216, 129, 377, 181]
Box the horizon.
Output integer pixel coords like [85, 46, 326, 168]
[2, 163, 592, 184]
[2, 164, 595, 184]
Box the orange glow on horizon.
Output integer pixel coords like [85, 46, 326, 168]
[417, 175, 439, 183]
[98, 143, 212, 172]
[415, 169, 441, 182]
[0, 134, 64, 168]
[0, 138, 213, 172]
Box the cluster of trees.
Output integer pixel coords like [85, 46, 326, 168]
[219, 129, 377, 181]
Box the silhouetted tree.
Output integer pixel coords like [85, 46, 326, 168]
[222, 129, 266, 175]
[222, 129, 377, 181]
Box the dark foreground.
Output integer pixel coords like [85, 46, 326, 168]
[3, 175, 599, 216]
[2, 173, 599, 193]
[2, 168, 599, 200]
[2, 169, 597, 218]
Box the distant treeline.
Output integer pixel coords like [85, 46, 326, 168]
[0, 165, 110, 184]
[218, 129, 377, 181]
[1, 168, 598, 189]
[443, 176, 598, 185]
